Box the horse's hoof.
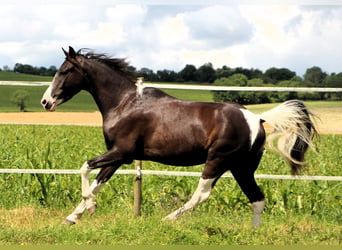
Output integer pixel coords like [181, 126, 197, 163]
[162, 214, 177, 222]
[88, 204, 97, 216]
[61, 219, 76, 225]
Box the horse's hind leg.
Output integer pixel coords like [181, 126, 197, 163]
[163, 177, 217, 221]
[231, 152, 265, 227]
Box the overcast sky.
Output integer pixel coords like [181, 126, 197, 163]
[0, 0, 341, 76]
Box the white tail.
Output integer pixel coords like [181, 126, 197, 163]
[260, 100, 317, 174]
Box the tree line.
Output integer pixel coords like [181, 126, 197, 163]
[1, 62, 341, 104]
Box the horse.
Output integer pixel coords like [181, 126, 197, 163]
[41, 46, 317, 227]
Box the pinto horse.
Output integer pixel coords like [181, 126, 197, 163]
[41, 47, 316, 226]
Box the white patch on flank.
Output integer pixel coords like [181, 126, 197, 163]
[240, 109, 261, 148]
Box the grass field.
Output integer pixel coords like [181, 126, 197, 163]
[0, 84, 214, 112]
[0, 124, 340, 245]
[0, 71, 52, 82]
[0, 78, 341, 245]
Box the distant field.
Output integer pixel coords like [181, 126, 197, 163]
[0, 85, 97, 112]
[0, 71, 52, 82]
[1, 83, 341, 133]
[0, 83, 215, 112]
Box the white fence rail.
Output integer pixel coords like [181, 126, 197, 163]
[1, 81, 341, 183]
[143, 83, 342, 93]
[1, 81, 342, 92]
[0, 168, 341, 182]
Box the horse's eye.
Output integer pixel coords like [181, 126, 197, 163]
[60, 67, 74, 75]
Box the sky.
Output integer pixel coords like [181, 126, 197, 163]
[0, 0, 341, 77]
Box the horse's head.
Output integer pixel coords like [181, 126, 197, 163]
[41, 46, 87, 111]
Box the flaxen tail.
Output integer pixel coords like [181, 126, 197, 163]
[260, 100, 317, 175]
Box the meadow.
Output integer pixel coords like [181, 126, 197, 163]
[0, 85, 215, 112]
[0, 124, 341, 245]
[0, 79, 341, 245]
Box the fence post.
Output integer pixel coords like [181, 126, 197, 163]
[134, 160, 142, 217]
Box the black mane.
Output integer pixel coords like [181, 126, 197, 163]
[77, 49, 136, 81]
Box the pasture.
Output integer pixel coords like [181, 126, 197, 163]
[0, 79, 341, 245]
[0, 124, 341, 245]
[0, 85, 215, 112]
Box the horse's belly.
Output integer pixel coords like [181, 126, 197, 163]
[142, 148, 207, 166]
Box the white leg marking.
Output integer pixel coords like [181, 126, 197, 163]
[240, 109, 261, 147]
[80, 161, 92, 198]
[84, 180, 105, 210]
[65, 179, 105, 224]
[251, 199, 265, 227]
[64, 162, 105, 224]
[163, 177, 215, 221]
[65, 200, 87, 223]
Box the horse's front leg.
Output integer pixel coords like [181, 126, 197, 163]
[63, 151, 123, 225]
[63, 165, 115, 225]
[62, 162, 92, 224]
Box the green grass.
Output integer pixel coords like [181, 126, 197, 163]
[163, 88, 214, 102]
[0, 206, 340, 245]
[1, 83, 342, 113]
[0, 124, 340, 245]
[245, 101, 342, 114]
[0, 86, 97, 112]
[0, 71, 52, 82]
[0, 83, 214, 112]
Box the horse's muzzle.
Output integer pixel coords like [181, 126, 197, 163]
[41, 99, 56, 111]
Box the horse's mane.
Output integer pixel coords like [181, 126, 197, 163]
[77, 49, 136, 81]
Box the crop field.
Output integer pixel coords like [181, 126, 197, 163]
[0, 124, 341, 245]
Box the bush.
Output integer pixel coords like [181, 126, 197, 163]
[10, 90, 30, 111]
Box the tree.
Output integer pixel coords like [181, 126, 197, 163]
[323, 73, 342, 100]
[2, 65, 11, 71]
[213, 74, 259, 104]
[215, 65, 234, 79]
[323, 72, 342, 87]
[156, 69, 178, 82]
[137, 67, 157, 81]
[247, 78, 264, 86]
[196, 63, 216, 83]
[264, 67, 296, 84]
[304, 66, 327, 85]
[11, 90, 30, 112]
[179, 64, 197, 82]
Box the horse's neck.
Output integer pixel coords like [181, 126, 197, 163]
[86, 64, 136, 115]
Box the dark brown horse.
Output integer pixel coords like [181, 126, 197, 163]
[41, 47, 316, 226]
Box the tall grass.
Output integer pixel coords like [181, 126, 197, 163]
[0, 125, 340, 216]
[0, 124, 340, 245]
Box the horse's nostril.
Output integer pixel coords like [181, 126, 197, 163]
[41, 99, 47, 105]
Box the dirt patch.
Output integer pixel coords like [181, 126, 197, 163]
[0, 112, 102, 126]
[0, 111, 340, 134]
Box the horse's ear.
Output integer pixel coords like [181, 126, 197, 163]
[62, 47, 68, 57]
[68, 46, 77, 58]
